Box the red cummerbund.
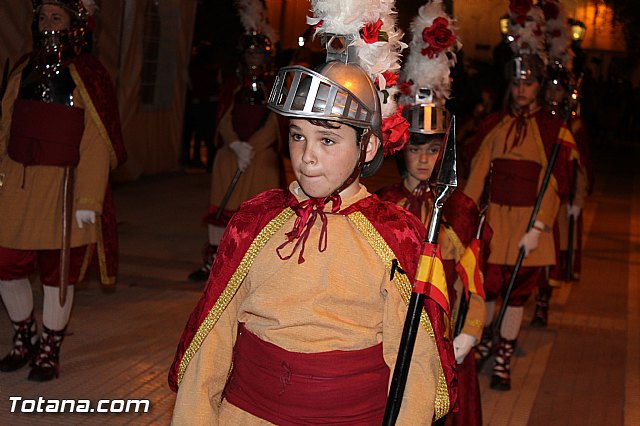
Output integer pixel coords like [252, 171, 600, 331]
[223, 323, 389, 425]
[490, 158, 542, 207]
[8, 98, 84, 167]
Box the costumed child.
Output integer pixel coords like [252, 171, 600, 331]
[531, 0, 592, 327]
[169, 0, 456, 424]
[188, 0, 283, 281]
[377, 2, 489, 424]
[464, 0, 579, 391]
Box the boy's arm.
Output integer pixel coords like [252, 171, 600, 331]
[171, 286, 245, 425]
[383, 278, 440, 425]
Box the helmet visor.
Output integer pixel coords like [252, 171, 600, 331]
[268, 65, 375, 130]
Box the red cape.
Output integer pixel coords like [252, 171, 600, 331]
[168, 188, 457, 413]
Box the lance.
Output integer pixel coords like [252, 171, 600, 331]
[454, 203, 488, 337]
[215, 168, 242, 221]
[493, 124, 567, 333]
[565, 159, 578, 281]
[59, 167, 76, 306]
[383, 116, 457, 425]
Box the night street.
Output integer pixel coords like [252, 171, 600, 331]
[0, 141, 638, 425]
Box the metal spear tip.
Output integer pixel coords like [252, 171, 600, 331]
[429, 115, 458, 207]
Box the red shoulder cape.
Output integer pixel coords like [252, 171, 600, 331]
[168, 190, 457, 412]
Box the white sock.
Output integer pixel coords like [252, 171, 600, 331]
[485, 300, 496, 327]
[500, 306, 524, 340]
[0, 278, 33, 322]
[208, 225, 226, 247]
[43, 285, 74, 331]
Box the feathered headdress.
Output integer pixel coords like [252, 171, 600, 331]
[307, 0, 409, 156]
[236, 0, 279, 43]
[400, 0, 461, 106]
[540, 0, 573, 69]
[506, 0, 546, 62]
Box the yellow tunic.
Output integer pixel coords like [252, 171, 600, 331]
[173, 183, 441, 425]
[209, 102, 281, 211]
[464, 114, 560, 266]
[0, 62, 111, 249]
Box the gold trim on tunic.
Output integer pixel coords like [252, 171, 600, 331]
[177, 208, 295, 385]
[346, 211, 450, 420]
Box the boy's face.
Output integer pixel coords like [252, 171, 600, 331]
[288, 119, 379, 199]
[510, 79, 540, 110]
[38, 4, 71, 32]
[404, 138, 441, 185]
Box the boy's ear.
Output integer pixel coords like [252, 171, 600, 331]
[364, 134, 381, 162]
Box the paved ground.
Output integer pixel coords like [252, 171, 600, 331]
[0, 144, 638, 425]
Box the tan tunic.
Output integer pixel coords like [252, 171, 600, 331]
[173, 183, 441, 425]
[464, 114, 559, 266]
[209, 103, 281, 211]
[0, 63, 110, 249]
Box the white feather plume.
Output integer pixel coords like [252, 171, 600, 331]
[507, 1, 547, 63]
[400, 0, 461, 105]
[309, 0, 406, 119]
[543, 0, 573, 68]
[236, 0, 279, 43]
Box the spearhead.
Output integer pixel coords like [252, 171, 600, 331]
[429, 115, 458, 208]
[425, 115, 457, 243]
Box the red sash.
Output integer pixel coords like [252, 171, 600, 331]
[9, 99, 84, 167]
[223, 323, 389, 425]
[490, 159, 541, 207]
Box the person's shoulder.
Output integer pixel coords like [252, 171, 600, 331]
[375, 182, 405, 203]
[236, 188, 292, 214]
[353, 194, 425, 238]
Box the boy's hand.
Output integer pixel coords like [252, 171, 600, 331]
[453, 333, 476, 364]
[229, 140, 254, 172]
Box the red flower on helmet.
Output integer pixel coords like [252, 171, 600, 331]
[380, 71, 399, 88]
[542, 1, 560, 21]
[381, 110, 410, 156]
[361, 19, 383, 44]
[509, 0, 533, 16]
[399, 80, 414, 96]
[421, 17, 456, 58]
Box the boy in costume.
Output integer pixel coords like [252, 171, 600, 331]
[0, 0, 125, 381]
[188, 0, 283, 281]
[169, 0, 456, 423]
[378, 3, 488, 424]
[531, 0, 593, 327]
[464, 0, 579, 390]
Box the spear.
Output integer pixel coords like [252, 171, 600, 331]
[214, 168, 242, 221]
[493, 124, 567, 333]
[565, 159, 578, 280]
[383, 116, 457, 425]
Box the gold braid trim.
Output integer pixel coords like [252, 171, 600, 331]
[68, 64, 119, 170]
[177, 208, 295, 386]
[347, 211, 450, 420]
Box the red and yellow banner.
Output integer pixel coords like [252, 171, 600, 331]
[455, 238, 485, 300]
[414, 242, 449, 314]
[558, 125, 581, 164]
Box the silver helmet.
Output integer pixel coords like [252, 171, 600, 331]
[268, 62, 382, 139]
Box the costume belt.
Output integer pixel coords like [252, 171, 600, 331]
[490, 158, 541, 207]
[223, 323, 389, 425]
